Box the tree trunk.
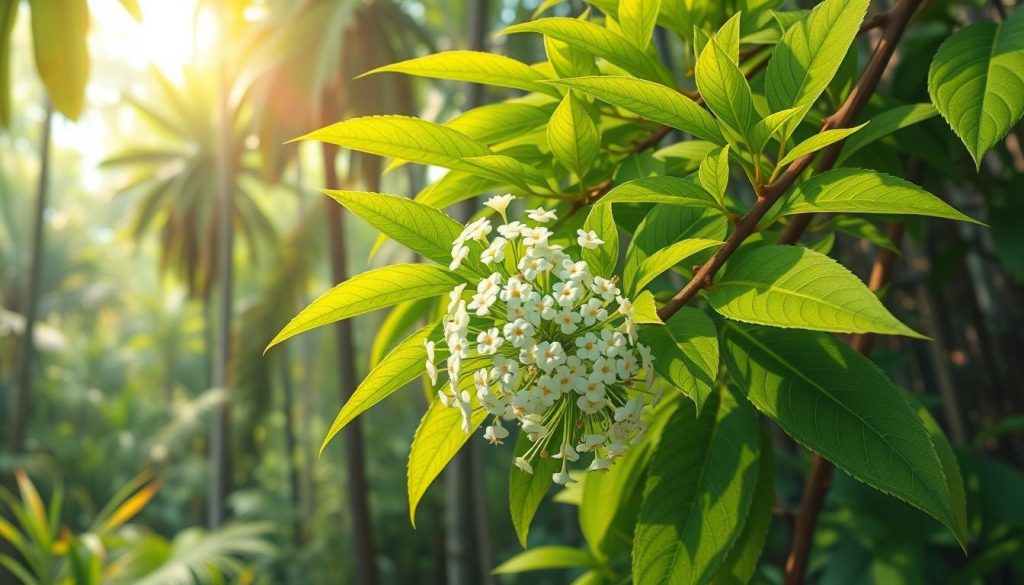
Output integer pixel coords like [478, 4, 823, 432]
[7, 101, 51, 457]
[279, 346, 303, 547]
[0, 100, 52, 585]
[447, 2, 494, 583]
[208, 7, 235, 527]
[321, 133, 378, 585]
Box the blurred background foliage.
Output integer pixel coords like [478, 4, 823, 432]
[0, 0, 1022, 583]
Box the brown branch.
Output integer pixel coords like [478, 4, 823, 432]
[656, 0, 926, 323]
[782, 223, 905, 585]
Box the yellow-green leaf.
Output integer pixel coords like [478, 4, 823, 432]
[709, 245, 924, 338]
[548, 89, 600, 175]
[408, 396, 486, 526]
[29, 0, 89, 120]
[362, 51, 560, 98]
[550, 76, 723, 143]
[269, 264, 460, 350]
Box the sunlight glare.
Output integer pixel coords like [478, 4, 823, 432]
[131, 0, 219, 78]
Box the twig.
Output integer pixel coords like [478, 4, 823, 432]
[656, 0, 926, 323]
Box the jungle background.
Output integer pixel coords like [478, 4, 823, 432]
[1, 0, 1023, 583]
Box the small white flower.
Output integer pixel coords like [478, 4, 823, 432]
[491, 355, 518, 386]
[527, 207, 557, 223]
[552, 470, 576, 485]
[618, 352, 639, 379]
[514, 456, 534, 474]
[447, 284, 466, 315]
[425, 340, 438, 385]
[536, 341, 567, 372]
[589, 457, 613, 471]
[615, 398, 645, 422]
[447, 334, 469, 359]
[591, 357, 617, 384]
[577, 228, 604, 249]
[558, 259, 590, 283]
[518, 254, 552, 281]
[484, 423, 509, 445]
[579, 297, 608, 326]
[519, 343, 540, 366]
[577, 394, 603, 414]
[503, 318, 534, 348]
[468, 292, 496, 316]
[457, 390, 473, 433]
[533, 375, 561, 407]
[577, 434, 605, 452]
[481, 237, 508, 265]
[553, 443, 580, 462]
[616, 295, 635, 320]
[498, 221, 526, 239]
[476, 327, 503, 355]
[574, 333, 601, 361]
[450, 244, 469, 270]
[638, 343, 655, 387]
[553, 280, 581, 308]
[601, 330, 626, 358]
[522, 226, 553, 246]
[460, 217, 492, 242]
[484, 193, 515, 219]
[591, 276, 620, 301]
[554, 308, 582, 334]
[500, 277, 531, 307]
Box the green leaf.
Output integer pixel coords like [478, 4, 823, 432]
[0, 0, 19, 127]
[782, 168, 981, 224]
[720, 323, 967, 547]
[837, 103, 938, 164]
[503, 18, 673, 84]
[582, 202, 618, 277]
[29, 0, 90, 120]
[268, 264, 459, 349]
[777, 124, 866, 168]
[713, 12, 742, 63]
[601, 175, 718, 208]
[548, 90, 600, 176]
[637, 308, 719, 411]
[493, 546, 596, 574]
[927, 9, 1024, 168]
[509, 432, 561, 546]
[362, 51, 560, 97]
[764, 0, 870, 115]
[408, 396, 487, 526]
[750, 106, 808, 151]
[629, 238, 724, 294]
[321, 322, 441, 453]
[698, 145, 730, 206]
[460, 155, 551, 190]
[709, 245, 923, 338]
[633, 388, 761, 585]
[322, 190, 471, 268]
[446, 101, 556, 145]
[632, 290, 662, 324]
[624, 206, 728, 282]
[546, 35, 600, 78]
[712, 429, 775, 585]
[549, 76, 723, 142]
[299, 115, 490, 168]
[579, 425, 658, 558]
[619, 0, 661, 48]
[695, 39, 754, 136]
[904, 390, 969, 546]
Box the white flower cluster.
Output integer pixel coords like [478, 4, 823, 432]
[425, 194, 656, 485]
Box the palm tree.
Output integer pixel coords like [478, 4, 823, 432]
[102, 64, 276, 525]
